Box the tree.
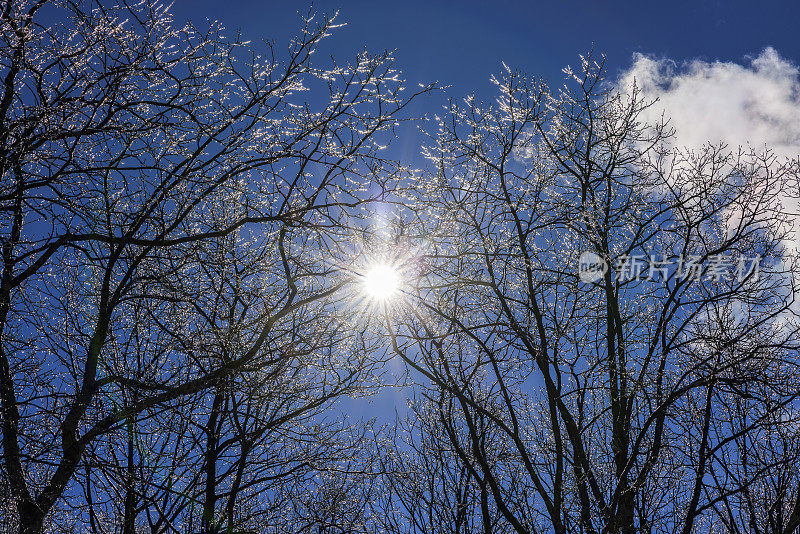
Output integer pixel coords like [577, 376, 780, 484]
[377, 393, 512, 534]
[386, 56, 800, 534]
[705, 386, 800, 534]
[0, 1, 430, 532]
[4, 3, 798, 533]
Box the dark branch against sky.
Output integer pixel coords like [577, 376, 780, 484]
[164, 0, 800, 423]
[4, 2, 800, 532]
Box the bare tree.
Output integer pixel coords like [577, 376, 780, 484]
[0, 1, 431, 532]
[699, 385, 800, 534]
[377, 392, 513, 534]
[385, 56, 800, 534]
[5, 2, 797, 533]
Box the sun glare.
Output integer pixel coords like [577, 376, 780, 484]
[363, 264, 400, 301]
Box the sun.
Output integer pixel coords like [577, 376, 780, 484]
[363, 264, 400, 301]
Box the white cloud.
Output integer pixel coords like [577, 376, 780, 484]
[619, 47, 800, 160]
[619, 49, 800, 326]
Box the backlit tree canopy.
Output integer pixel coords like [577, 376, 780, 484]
[0, 2, 799, 534]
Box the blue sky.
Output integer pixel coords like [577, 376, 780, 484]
[170, 0, 800, 97]
[165, 0, 800, 420]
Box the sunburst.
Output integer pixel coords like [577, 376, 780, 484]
[362, 264, 401, 301]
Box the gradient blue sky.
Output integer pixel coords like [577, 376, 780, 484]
[166, 0, 800, 419]
[170, 0, 800, 97]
